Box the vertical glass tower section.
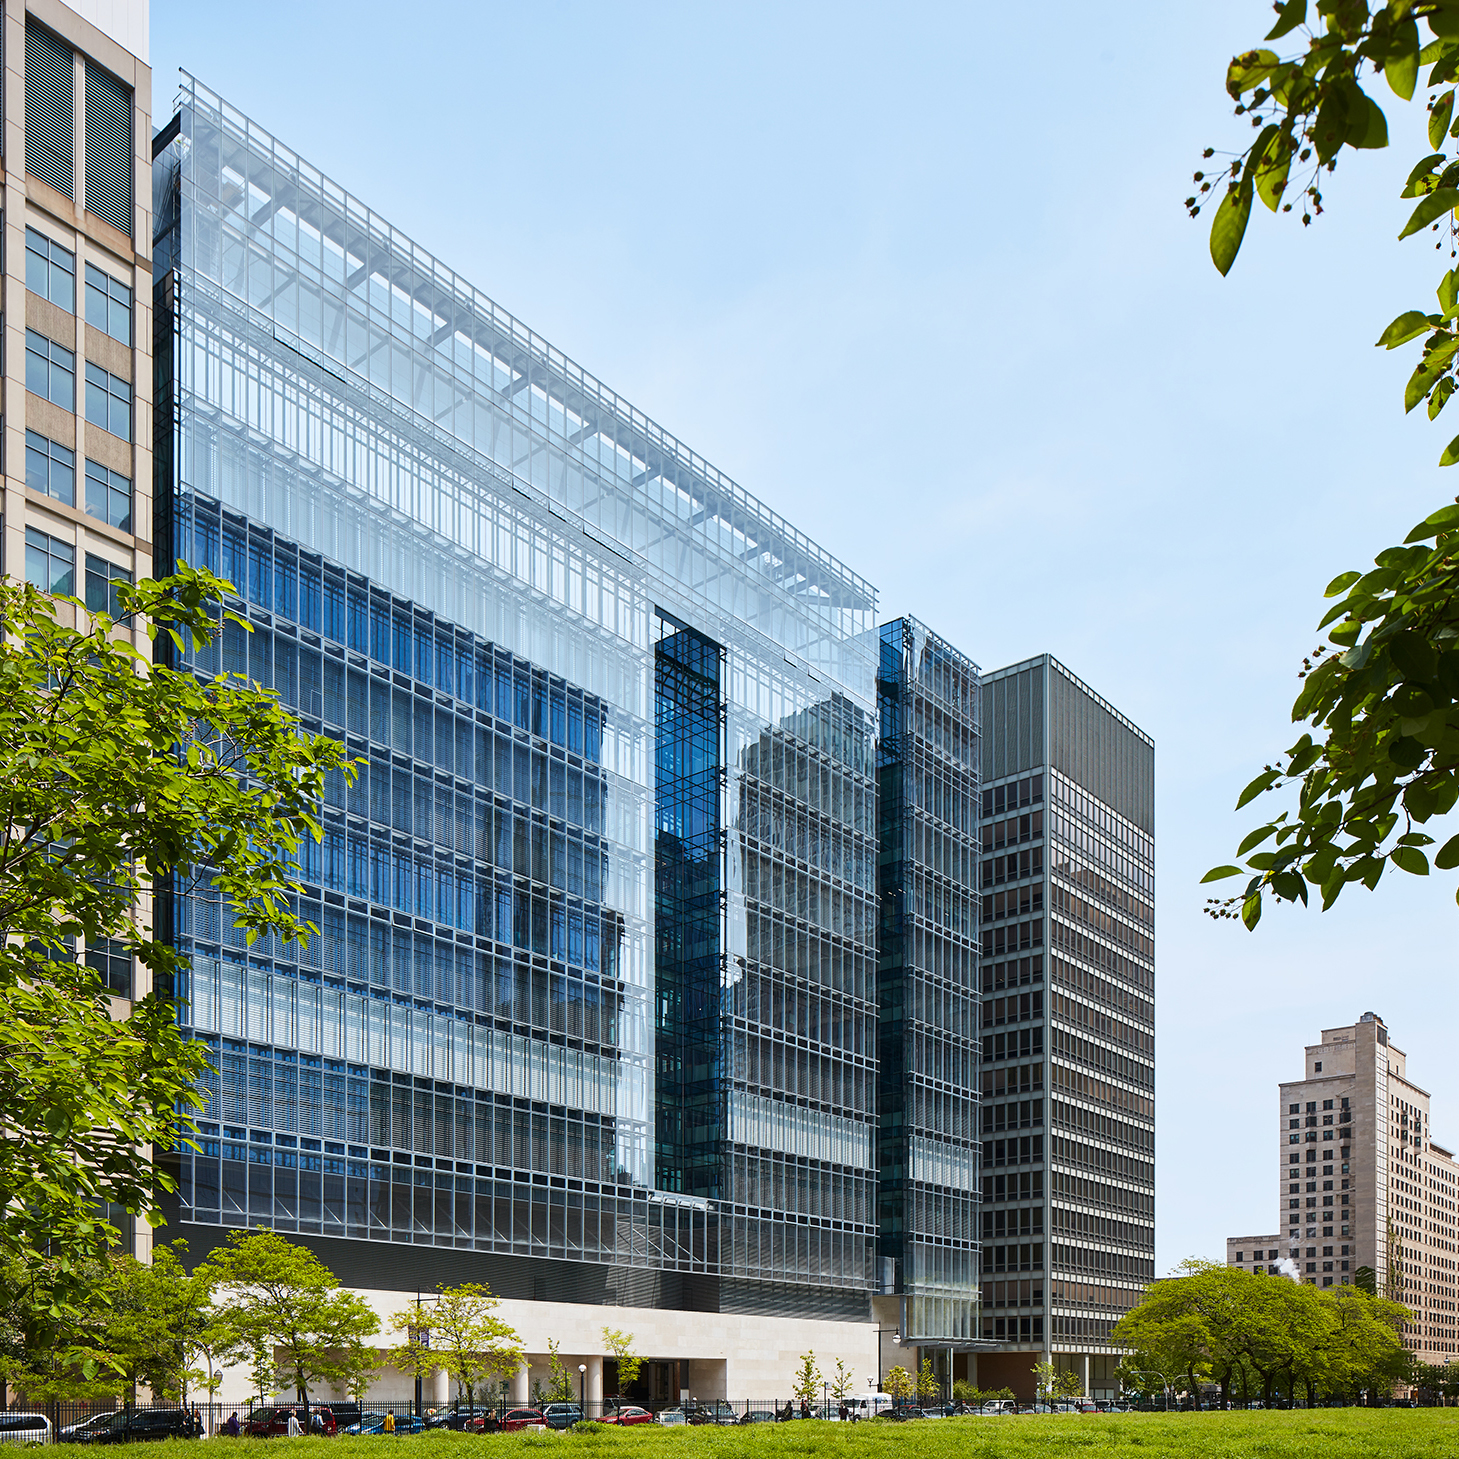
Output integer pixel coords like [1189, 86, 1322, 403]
[653, 615, 723, 1200]
[876, 619, 982, 1343]
[151, 77, 879, 1309]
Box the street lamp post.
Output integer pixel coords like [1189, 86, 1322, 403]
[579, 1365, 587, 1417]
[822, 1381, 828, 1419]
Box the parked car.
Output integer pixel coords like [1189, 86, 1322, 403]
[978, 1400, 1018, 1416]
[71, 1410, 199, 1444]
[686, 1401, 739, 1427]
[541, 1405, 583, 1431]
[844, 1395, 895, 1420]
[247, 1406, 338, 1437]
[344, 1413, 424, 1436]
[57, 1415, 118, 1443]
[425, 1407, 494, 1431]
[471, 1409, 545, 1433]
[600, 1406, 653, 1426]
[655, 1410, 687, 1427]
[0, 1414, 51, 1446]
[738, 1410, 778, 1425]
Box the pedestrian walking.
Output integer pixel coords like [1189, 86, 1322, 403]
[224, 1413, 241, 1438]
[384, 1411, 396, 1435]
[287, 1411, 302, 1438]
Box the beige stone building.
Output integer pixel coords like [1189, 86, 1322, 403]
[1226, 1014, 1459, 1365]
[3, 0, 152, 1251]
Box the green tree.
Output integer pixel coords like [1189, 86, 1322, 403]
[883, 1364, 914, 1403]
[545, 1340, 576, 1404]
[0, 567, 353, 1278]
[390, 1284, 521, 1412]
[915, 1356, 940, 1403]
[201, 1230, 378, 1410]
[338, 1340, 380, 1406]
[791, 1351, 821, 1405]
[0, 1250, 119, 1403]
[1194, 4, 1459, 923]
[829, 1359, 854, 1402]
[601, 1327, 641, 1399]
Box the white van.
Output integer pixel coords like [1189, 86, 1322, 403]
[0, 1414, 51, 1445]
[843, 1394, 895, 1420]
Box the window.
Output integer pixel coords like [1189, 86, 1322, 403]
[1289, 1119, 1299, 1129]
[1315, 1062, 1322, 1072]
[84, 263, 131, 345]
[25, 528, 74, 596]
[1289, 1104, 1300, 1114]
[25, 20, 74, 200]
[85, 363, 130, 439]
[85, 938, 131, 998]
[85, 459, 132, 532]
[25, 431, 74, 506]
[1235, 1251, 1244, 1262]
[85, 60, 132, 237]
[1307, 1102, 1317, 1113]
[25, 228, 75, 310]
[1323, 1099, 1333, 1110]
[26, 330, 75, 408]
[85, 555, 130, 619]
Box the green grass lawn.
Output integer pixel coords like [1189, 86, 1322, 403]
[41, 1410, 1459, 1459]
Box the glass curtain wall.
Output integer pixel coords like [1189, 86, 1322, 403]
[876, 619, 982, 1341]
[153, 78, 879, 1301]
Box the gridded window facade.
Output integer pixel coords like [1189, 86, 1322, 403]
[85, 362, 131, 439]
[86, 938, 133, 998]
[26, 431, 75, 506]
[86, 264, 132, 345]
[158, 79, 879, 1305]
[85, 555, 131, 618]
[26, 228, 76, 310]
[876, 617, 982, 1341]
[27, 330, 75, 409]
[980, 657, 1155, 1358]
[85, 459, 133, 532]
[25, 527, 74, 597]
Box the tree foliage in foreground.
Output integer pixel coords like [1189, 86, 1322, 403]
[0, 567, 353, 1275]
[200, 1230, 379, 1406]
[1113, 1260, 1411, 1406]
[1194, 2, 1459, 925]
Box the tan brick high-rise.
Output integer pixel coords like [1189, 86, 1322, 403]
[1257, 1014, 1459, 1363]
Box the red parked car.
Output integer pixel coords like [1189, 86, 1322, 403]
[601, 1406, 653, 1426]
[469, 1408, 545, 1433]
[244, 1406, 338, 1437]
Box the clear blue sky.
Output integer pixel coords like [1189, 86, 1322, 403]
[151, 0, 1459, 1274]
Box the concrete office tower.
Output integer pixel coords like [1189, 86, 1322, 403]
[1274, 1015, 1459, 1363]
[152, 79, 882, 1400]
[874, 619, 982, 1382]
[1226, 1234, 1283, 1274]
[4, 0, 151, 1254]
[974, 656, 1155, 1403]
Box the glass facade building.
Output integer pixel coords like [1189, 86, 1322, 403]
[975, 655, 1155, 1401]
[875, 619, 982, 1344]
[152, 77, 880, 1314]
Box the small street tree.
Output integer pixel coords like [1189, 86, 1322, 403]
[791, 1351, 821, 1405]
[601, 1327, 641, 1400]
[201, 1230, 378, 1411]
[916, 1356, 939, 1404]
[545, 1340, 575, 1404]
[391, 1285, 522, 1412]
[829, 1359, 854, 1402]
[883, 1365, 914, 1403]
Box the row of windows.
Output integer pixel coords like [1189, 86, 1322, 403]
[24, 527, 129, 613]
[983, 775, 1043, 819]
[26, 227, 133, 343]
[26, 431, 133, 530]
[983, 954, 1042, 993]
[728, 970, 873, 1050]
[180, 503, 608, 760]
[982, 847, 1043, 888]
[26, 329, 131, 439]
